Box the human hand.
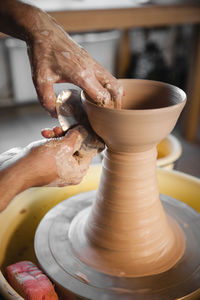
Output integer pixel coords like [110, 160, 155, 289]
[0, 125, 104, 211]
[26, 125, 104, 187]
[1, 1, 123, 113]
[27, 10, 123, 116]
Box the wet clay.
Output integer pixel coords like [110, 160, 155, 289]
[69, 79, 187, 277]
[48, 126, 104, 187]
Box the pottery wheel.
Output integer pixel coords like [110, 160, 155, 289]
[34, 191, 200, 300]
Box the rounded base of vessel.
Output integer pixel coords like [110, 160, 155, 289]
[69, 206, 185, 277]
[34, 191, 200, 300]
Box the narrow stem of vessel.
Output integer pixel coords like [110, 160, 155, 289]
[86, 147, 176, 256]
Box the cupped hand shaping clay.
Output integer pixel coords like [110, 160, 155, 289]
[68, 79, 187, 277]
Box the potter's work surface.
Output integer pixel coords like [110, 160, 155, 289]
[35, 191, 200, 300]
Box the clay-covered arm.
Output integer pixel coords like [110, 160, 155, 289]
[0, 0, 38, 41]
[0, 126, 104, 212]
[0, 147, 41, 212]
[0, 0, 123, 116]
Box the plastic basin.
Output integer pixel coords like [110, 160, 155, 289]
[157, 134, 182, 169]
[0, 165, 199, 299]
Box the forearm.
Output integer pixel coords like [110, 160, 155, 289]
[0, 148, 46, 212]
[0, 141, 59, 212]
[0, 0, 46, 42]
[0, 150, 38, 212]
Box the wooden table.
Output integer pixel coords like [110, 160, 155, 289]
[1, 1, 200, 141]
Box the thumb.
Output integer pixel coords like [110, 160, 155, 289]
[63, 126, 89, 155]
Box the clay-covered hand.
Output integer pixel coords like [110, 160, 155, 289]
[0, 1, 123, 115]
[0, 126, 104, 211]
[27, 10, 123, 116]
[26, 126, 104, 187]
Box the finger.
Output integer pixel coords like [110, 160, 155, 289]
[41, 127, 64, 139]
[53, 126, 65, 137]
[63, 126, 88, 154]
[84, 133, 105, 153]
[105, 80, 124, 109]
[41, 128, 56, 139]
[35, 82, 57, 117]
[80, 74, 112, 107]
[95, 69, 124, 109]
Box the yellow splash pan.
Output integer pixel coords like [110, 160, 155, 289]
[0, 164, 199, 300]
[157, 134, 182, 169]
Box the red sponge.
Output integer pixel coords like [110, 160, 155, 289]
[6, 261, 58, 300]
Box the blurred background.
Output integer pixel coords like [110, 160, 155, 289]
[0, 0, 199, 177]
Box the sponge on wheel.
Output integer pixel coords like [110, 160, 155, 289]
[6, 261, 58, 300]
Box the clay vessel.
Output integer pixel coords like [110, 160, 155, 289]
[69, 79, 186, 277]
